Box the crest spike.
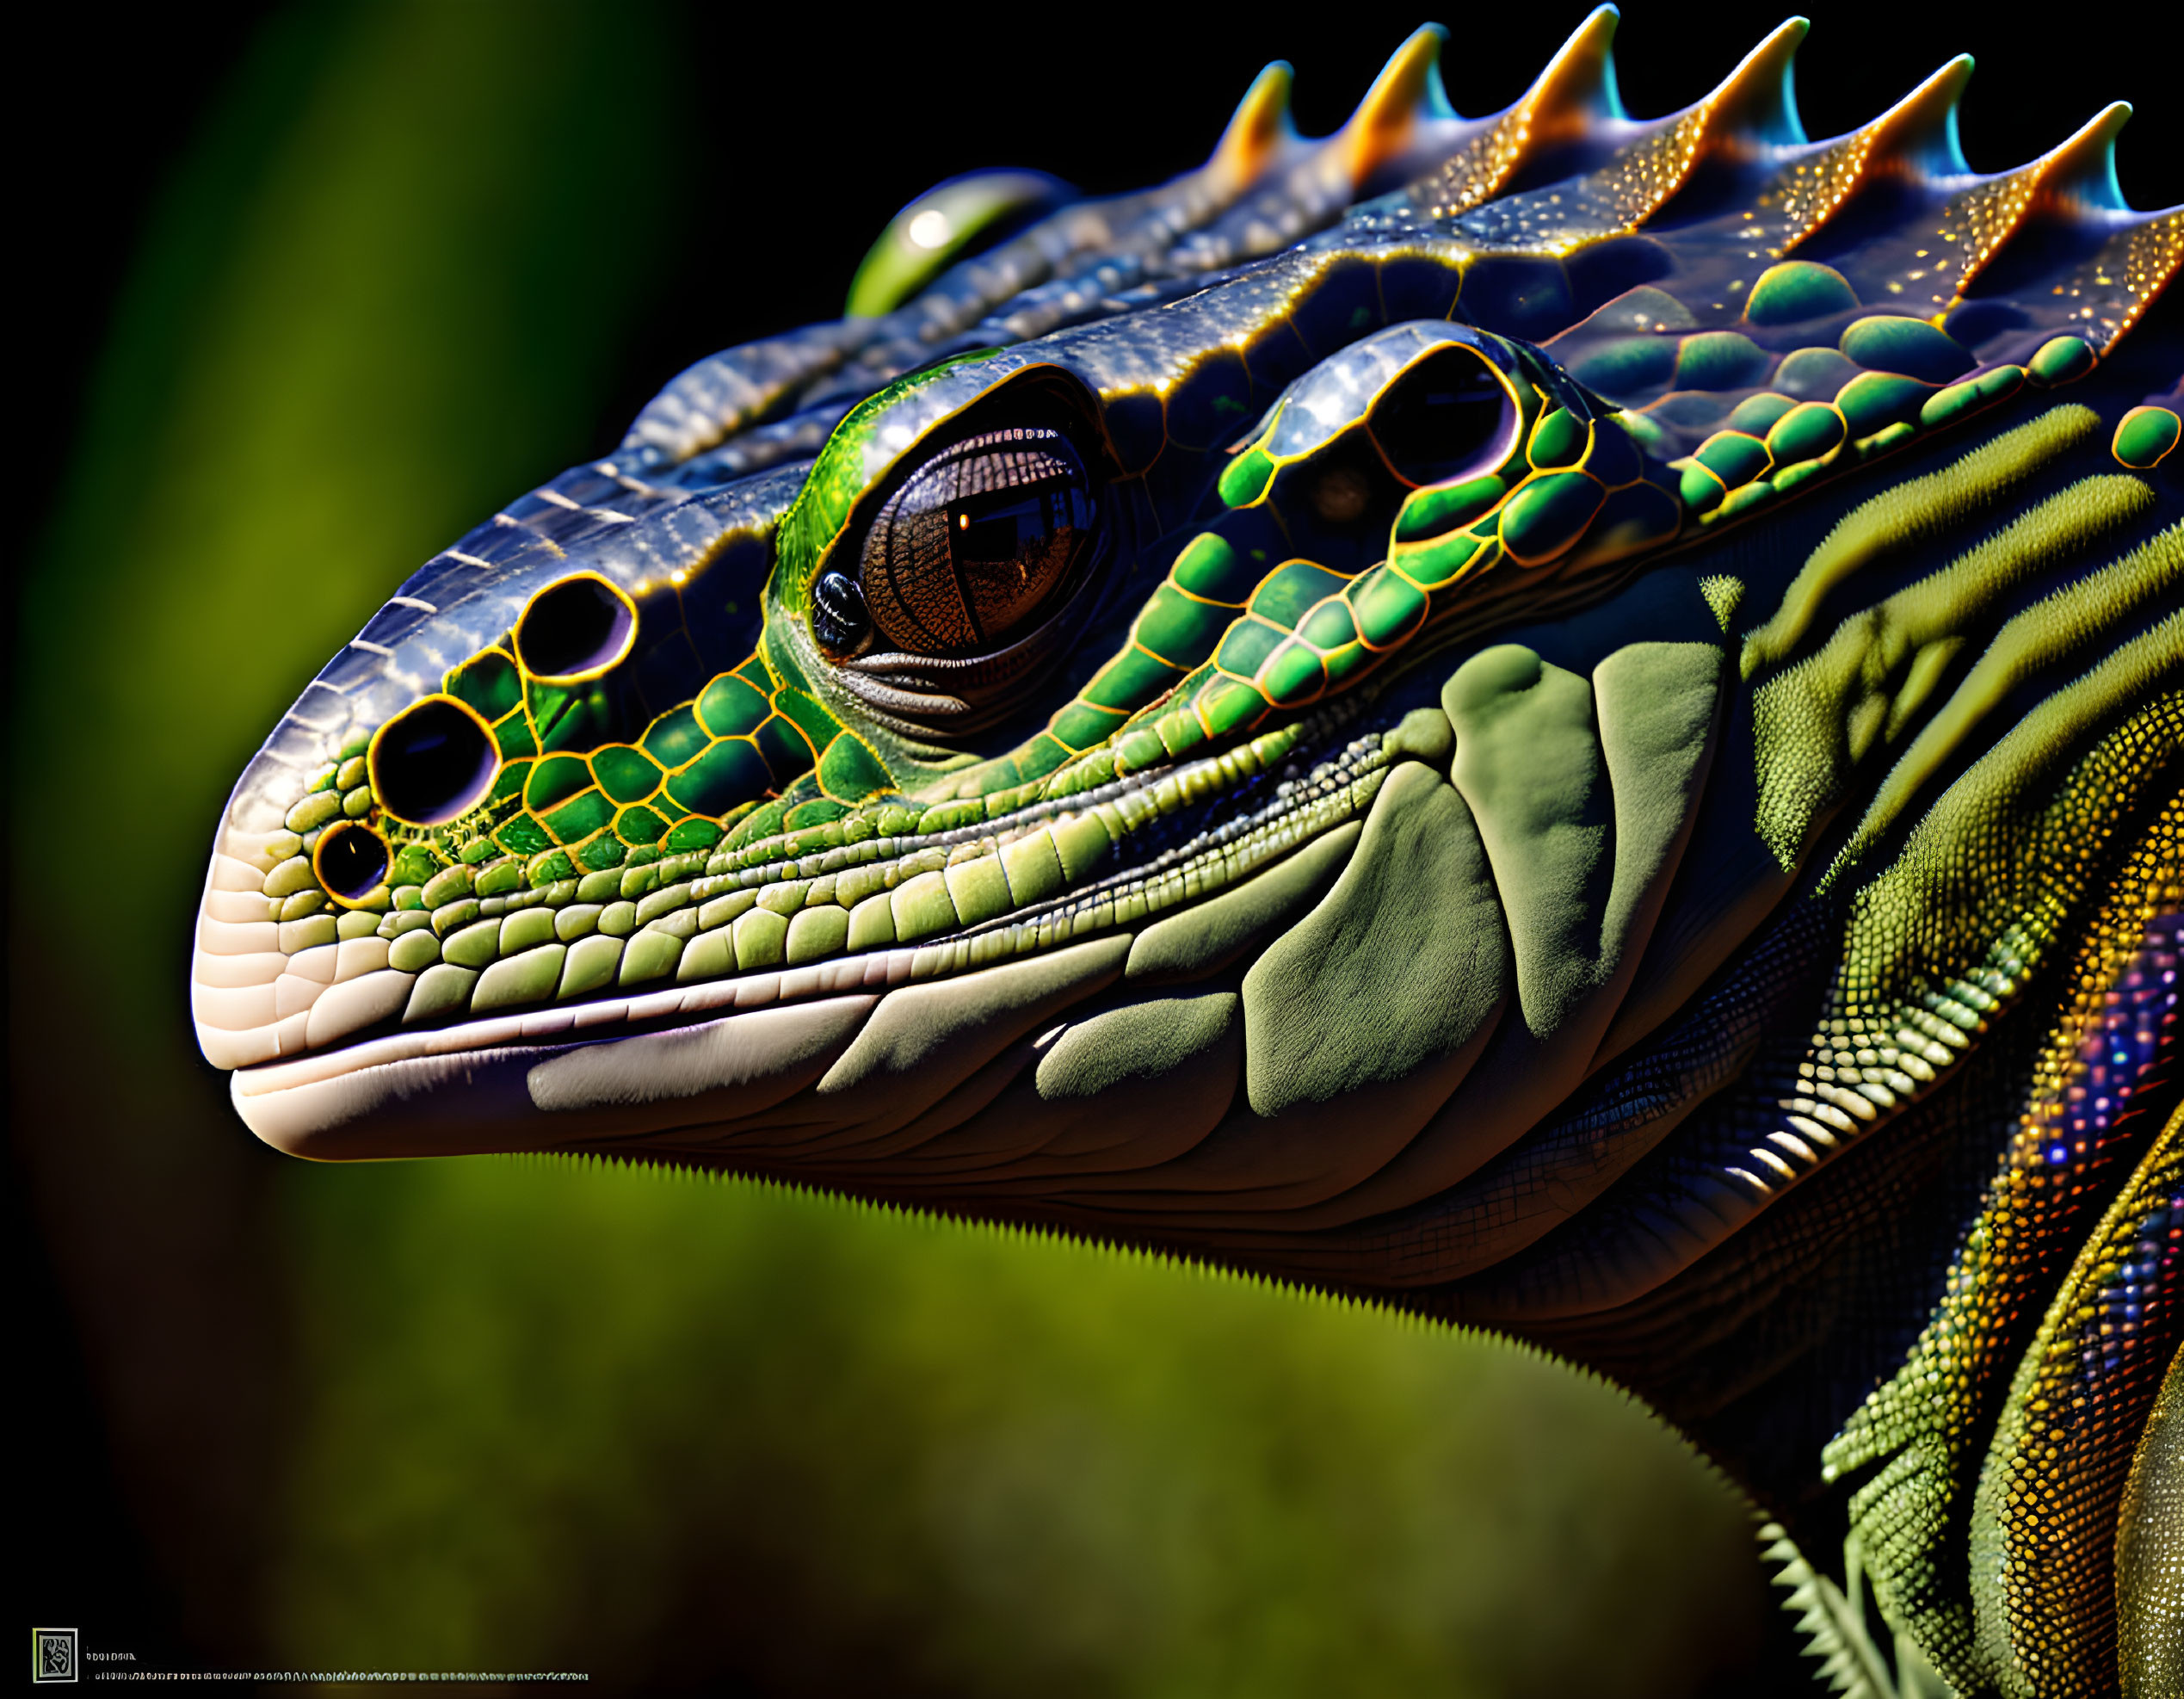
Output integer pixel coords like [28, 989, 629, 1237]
[1206, 60, 1299, 197]
[1861, 54, 1974, 182]
[1523, 4, 1628, 142]
[2033, 102, 2134, 216]
[1336, 25, 1455, 188]
[1702, 15, 1809, 151]
[1938, 103, 2163, 333]
[1774, 56, 1973, 253]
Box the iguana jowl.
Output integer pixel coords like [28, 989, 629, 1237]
[188, 12, 2182, 1694]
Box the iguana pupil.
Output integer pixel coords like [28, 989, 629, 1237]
[194, 13, 2183, 1696]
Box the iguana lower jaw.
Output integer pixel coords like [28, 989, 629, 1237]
[189, 11, 2184, 1693]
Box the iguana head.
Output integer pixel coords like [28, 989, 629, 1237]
[194, 9, 2178, 1294]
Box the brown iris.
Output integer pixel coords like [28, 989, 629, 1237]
[851, 425, 1095, 656]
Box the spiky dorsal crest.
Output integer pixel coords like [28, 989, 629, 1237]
[1335, 24, 1459, 188]
[1521, 4, 1630, 145]
[1700, 15, 1809, 152]
[2034, 102, 2135, 218]
[1205, 61, 1300, 200]
[1765, 56, 1972, 254]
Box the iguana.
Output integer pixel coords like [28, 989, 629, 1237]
[188, 11, 2181, 1694]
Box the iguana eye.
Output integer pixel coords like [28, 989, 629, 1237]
[1368, 341, 1523, 487]
[836, 425, 1099, 658]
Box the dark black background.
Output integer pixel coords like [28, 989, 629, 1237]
[14, 0, 2179, 1678]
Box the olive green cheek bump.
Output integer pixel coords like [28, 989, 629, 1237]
[1693, 431, 1771, 491]
[1765, 402, 1846, 467]
[1499, 472, 1604, 565]
[1743, 260, 1858, 326]
[1838, 315, 1974, 385]
[1673, 330, 1770, 391]
[2114, 405, 2181, 469]
[2028, 334, 2095, 387]
[1392, 475, 1505, 543]
[1526, 407, 1589, 470]
[1126, 819, 1361, 985]
[1241, 761, 1505, 1121]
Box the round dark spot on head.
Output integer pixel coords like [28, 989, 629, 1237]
[515, 573, 637, 681]
[368, 696, 499, 826]
[313, 821, 391, 904]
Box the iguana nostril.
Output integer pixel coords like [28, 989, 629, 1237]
[513, 571, 638, 682]
[1369, 342, 1520, 487]
[312, 821, 391, 905]
[367, 695, 499, 826]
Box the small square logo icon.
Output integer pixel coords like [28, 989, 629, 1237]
[34, 1628, 77, 1684]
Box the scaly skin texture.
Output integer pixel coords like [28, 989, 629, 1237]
[190, 13, 2182, 1694]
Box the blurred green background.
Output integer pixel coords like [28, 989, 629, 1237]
[27, 1, 2162, 1690]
